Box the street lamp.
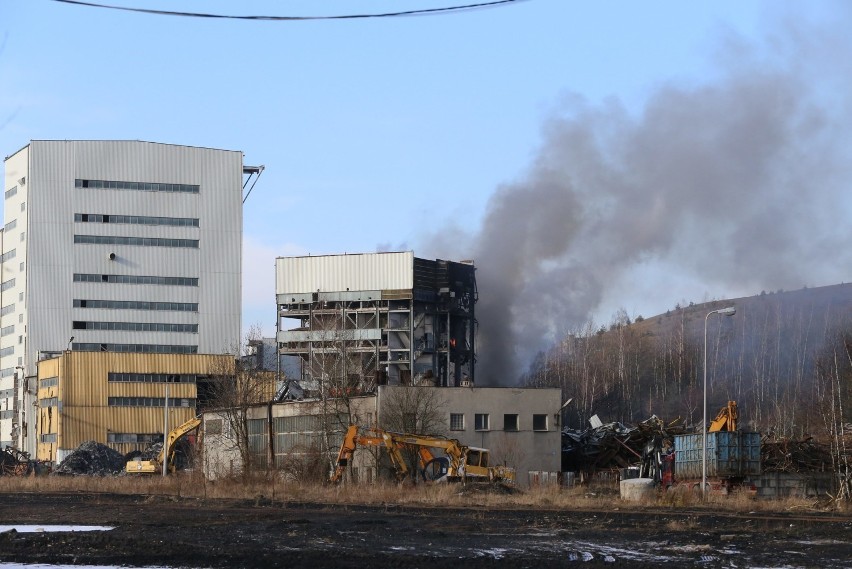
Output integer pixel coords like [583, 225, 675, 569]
[702, 306, 736, 496]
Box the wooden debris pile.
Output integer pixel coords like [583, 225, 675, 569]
[760, 436, 834, 473]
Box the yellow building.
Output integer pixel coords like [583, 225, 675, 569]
[36, 351, 235, 463]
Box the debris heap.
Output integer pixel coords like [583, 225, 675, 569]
[1, 447, 32, 476]
[53, 441, 126, 476]
[562, 415, 687, 475]
[760, 436, 834, 473]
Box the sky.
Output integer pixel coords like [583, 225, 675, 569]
[2, 0, 851, 382]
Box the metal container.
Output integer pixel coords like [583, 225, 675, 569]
[674, 432, 761, 479]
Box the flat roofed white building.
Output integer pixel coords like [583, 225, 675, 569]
[1, 140, 244, 452]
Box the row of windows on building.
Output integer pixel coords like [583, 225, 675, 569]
[107, 397, 195, 408]
[39, 377, 58, 389]
[74, 299, 199, 312]
[450, 413, 548, 432]
[75, 213, 199, 227]
[71, 321, 198, 333]
[108, 373, 203, 384]
[75, 179, 199, 194]
[71, 343, 198, 354]
[6, 274, 199, 288]
[74, 274, 198, 287]
[106, 432, 162, 444]
[244, 415, 348, 462]
[74, 235, 199, 249]
[37, 373, 206, 388]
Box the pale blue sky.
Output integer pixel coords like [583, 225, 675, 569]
[1, 1, 846, 356]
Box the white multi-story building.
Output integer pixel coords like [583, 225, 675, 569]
[1, 140, 244, 453]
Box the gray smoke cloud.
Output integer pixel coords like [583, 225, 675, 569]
[420, 13, 852, 385]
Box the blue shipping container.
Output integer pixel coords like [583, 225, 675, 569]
[674, 432, 761, 479]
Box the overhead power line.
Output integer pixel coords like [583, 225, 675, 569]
[48, 0, 529, 20]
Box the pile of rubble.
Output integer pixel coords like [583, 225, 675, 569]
[1, 447, 32, 476]
[53, 441, 126, 476]
[761, 436, 834, 473]
[562, 415, 688, 475]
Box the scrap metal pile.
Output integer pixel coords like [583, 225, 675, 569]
[1, 446, 34, 476]
[760, 436, 835, 473]
[52, 441, 127, 476]
[562, 415, 688, 476]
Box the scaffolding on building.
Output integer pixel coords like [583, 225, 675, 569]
[276, 253, 475, 395]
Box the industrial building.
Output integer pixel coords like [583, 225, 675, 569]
[2, 140, 247, 454]
[36, 351, 235, 462]
[201, 385, 562, 487]
[275, 252, 476, 393]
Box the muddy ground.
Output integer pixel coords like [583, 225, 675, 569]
[1, 492, 851, 568]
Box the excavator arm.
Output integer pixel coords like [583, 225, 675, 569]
[709, 401, 738, 432]
[330, 426, 410, 483]
[126, 416, 201, 474]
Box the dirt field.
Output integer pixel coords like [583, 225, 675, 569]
[1, 491, 851, 568]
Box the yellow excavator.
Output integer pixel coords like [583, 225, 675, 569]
[331, 425, 514, 486]
[708, 401, 738, 432]
[125, 416, 202, 474]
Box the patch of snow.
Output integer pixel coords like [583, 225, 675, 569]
[0, 526, 114, 533]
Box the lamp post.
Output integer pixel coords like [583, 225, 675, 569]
[702, 306, 736, 496]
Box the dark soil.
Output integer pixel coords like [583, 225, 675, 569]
[1, 492, 851, 568]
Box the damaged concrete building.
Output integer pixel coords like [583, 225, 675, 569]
[201, 385, 562, 487]
[276, 252, 476, 393]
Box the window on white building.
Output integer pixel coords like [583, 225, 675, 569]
[474, 413, 490, 431]
[503, 414, 519, 431]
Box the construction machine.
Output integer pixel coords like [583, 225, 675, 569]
[709, 401, 738, 432]
[331, 425, 515, 486]
[125, 416, 201, 474]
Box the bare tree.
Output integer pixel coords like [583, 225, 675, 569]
[490, 432, 527, 472]
[307, 312, 360, 475]
[380, 386, 448, 436]
[203, 324, 273, 476]
[378, 386, 448, 482]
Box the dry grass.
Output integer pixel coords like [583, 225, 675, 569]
[0, 474, 847, 514]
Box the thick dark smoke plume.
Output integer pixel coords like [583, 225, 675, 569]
[422, 15, 852, 385]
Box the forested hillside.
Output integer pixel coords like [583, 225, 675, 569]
[524, 283, 852, 437]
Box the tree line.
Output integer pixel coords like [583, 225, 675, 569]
[523, 289, 852, 443]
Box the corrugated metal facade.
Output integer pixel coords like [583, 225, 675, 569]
[275, 252, 414, 295]
[36, 351, 234, 461]
[0, 145, 29, 450]
[2, 140, 243, 454]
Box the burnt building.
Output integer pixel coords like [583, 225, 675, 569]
[275, 252, 475, 393]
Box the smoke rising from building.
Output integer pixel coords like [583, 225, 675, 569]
[420, 16, 852, 385]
